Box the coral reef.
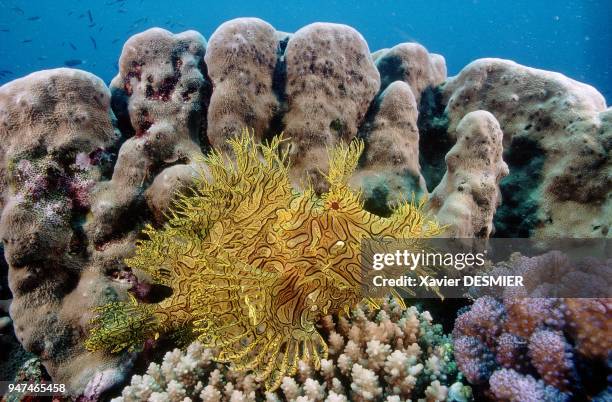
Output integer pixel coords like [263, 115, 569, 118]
[4, 357, 52, 402]
[0, 250, 30, 382]
[283, 23, 380, 192]
[112, 300, 471, 401]
[348, 42, 448, 216]
[477, 249, 611, 300]
[205, 18, 280, 151]
[0, 68, 135, 396]
[104, 27, 208, 230]
[0, 16, 610, 397]
[0, 30, 210, 397]
[440, 59, 611, 237]
[351, 81, 427, 215]
[85, 132, 442, 390]
[426, 110, 508, 238]
[453, 251, 612, 401]
[0, 292, 33, 384]
[453, 251, 611, 400]
[374, 43, 446, 105]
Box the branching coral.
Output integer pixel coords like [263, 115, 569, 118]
[85, 130, 442, 390]
[454, 286, 611, 401]
[112, 299, 471, 401]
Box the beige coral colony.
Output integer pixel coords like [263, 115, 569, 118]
[0, 15, 610, 402]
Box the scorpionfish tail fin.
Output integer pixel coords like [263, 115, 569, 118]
[84, 294, 160, 353]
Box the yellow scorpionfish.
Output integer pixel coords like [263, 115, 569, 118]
[85, 130, 442, 390]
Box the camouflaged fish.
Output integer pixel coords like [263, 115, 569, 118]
[85, 129, 442, 390]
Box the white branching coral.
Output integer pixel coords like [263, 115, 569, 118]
[112, 299, 471, 401]
[351, 364, 383, 400]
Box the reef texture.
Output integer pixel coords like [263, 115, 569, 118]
[350, 81, 428, 216]
[0, 29, 210, 398]
[283, 22, 380, 192]
[374, 43, 446, 105]
[426, 110, 508, 238]
[205, 18, 279, 151]
[112, 300, 471, 402]
[0, 17, 610, 397]
[440, 59, 611, 237]
[106, 27, 208, 229]
[4, 357, 52, 402]
[0, 68, 136, 397]
[453, 253, 611, 401]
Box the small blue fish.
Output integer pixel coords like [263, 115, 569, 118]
[64, 59, 84, 67]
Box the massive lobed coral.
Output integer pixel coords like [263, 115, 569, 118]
[205, 18, 280, 151]
[439, 59, 611, 237]
[350, 80, 428, 216]
[283, 22, 381, 192]
[426, 110, 508, 238]
[104, 27, 208, 230]
[111, 299, 471, 402]
[0, 68, 135, 396]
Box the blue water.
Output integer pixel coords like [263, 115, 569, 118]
[0, 0, 610, 102]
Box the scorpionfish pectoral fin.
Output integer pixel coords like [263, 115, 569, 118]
[189, 255, 328, 390]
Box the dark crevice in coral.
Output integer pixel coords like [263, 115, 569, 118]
[355, 87, 383, 155]
[414, 299, 471, 333]
[264, 34, 290, 143]
[67, 216, 89, 259]
[93, 196, 151, 249]
[181, 82, 200, 103]
[111, 87, 135, 139]
[150, 155, 191, 184]
[89, 147, 117, 180]
[198, 51, 213, 153]
[186, 103, 203, 147]
[136, 119, 153, 138]
[329, 118, 349, 141]
[574, 355, 609, 400]
[355, 89, 400, 217]
[11, 260, 81, 296]
[0, 246, 8, 299]
[374, 53, 404, 94]
[363, 185, 392, 217]
[493, 135, 545, 237]
[417, 86, 452, 191]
